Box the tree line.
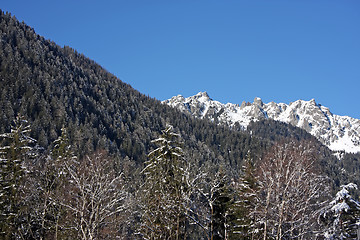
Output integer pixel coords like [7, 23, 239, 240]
[1, 116, 359, 239]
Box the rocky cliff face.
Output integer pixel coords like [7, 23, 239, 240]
[164, 92, 360, 153]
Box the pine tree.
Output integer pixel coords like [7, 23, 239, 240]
[321, 183, 360, 239]
[0, 115, 36, 239]
[139, 124, 189, 239]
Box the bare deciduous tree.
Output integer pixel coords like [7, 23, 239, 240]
[254, 140, 329, 240]
[61, 150, 128, 240]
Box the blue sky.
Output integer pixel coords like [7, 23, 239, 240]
[2, 1, 360, 118]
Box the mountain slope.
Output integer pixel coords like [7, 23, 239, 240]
[164, 92, 360, 153]
[0, 10, 265, 169]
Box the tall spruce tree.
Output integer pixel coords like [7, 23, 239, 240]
[139, 125, 189, 239]
[0, 115, 36, 239]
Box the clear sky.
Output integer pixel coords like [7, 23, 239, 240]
[2, 1, 360, 118]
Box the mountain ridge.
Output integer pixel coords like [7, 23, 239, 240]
[164, 91, 360, 153]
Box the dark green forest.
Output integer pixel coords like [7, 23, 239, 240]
[1, 10, 360, 239]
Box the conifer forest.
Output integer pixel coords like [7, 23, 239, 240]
[1, 10, 360, 239]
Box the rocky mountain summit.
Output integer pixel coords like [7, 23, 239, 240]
[164, 92, 360, 153]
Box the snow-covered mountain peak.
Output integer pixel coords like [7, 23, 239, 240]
[193, 91, 211, 101]
[163, 93, 360, 153]
[253, 97, 264, 107]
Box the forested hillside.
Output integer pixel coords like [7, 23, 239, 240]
[1, 10, 360, 239]
[0, 10, 265, 167]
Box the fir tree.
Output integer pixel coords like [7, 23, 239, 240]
[0, 115, 36, 239]
[139, 124, 189, 239]
[321, 183, 360, 239]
